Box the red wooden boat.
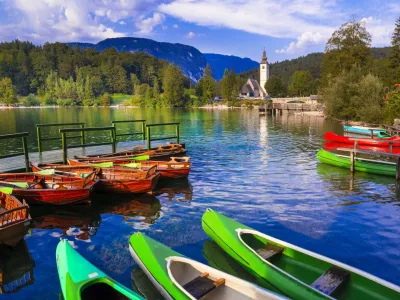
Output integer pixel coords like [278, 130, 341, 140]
[67, 157, 191, 179]
[0, 192, 31, 247]
[30, 164, 160, 194]
[0, 173, 98, 205]
[74, 143, 187, 161]
[324, 142, 400, 154]
[324, 132, 400, 147]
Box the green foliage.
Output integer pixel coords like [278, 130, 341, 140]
[265, 75, 285, 97]
[383, 89, 400, 124]
[322, 19, 372, 81]
[101, 93, 112, 106]
[23, 93, 40, 106]
[221, 68, 238, 105]
[389, 17, 400, 86]
[0, 77, 18, 105]
[321, 65, 384, 123]
[288, 71, 313, 96]
[195, 64, 216, 106]
[162, 64, 185, 107]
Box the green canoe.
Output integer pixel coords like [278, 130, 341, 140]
[202, 209, 400, 300]
[129, 232, 286, 300]
[317, 149, 396, 177]
[56, 239, 143, 300]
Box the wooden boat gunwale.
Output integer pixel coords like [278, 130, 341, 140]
[0, 194, 31, 228]
[236, 228, 400, 296]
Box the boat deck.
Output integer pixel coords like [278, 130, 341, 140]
[0, 141, 144, 173]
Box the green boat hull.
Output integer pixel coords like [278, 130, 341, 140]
[56, 239, 143, 300]
[317, 149, 396, 177]
[202, 209, 400, 300]
[129, 232, 189, 300]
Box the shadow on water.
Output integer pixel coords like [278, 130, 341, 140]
[153, 178, 193, 202]
[0, 241, 35, 295]
[131, 268, 164, 300]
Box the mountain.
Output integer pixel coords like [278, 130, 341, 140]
[68, 37, 207, 82]
[240, 47, 392, 85]
[203, 53, 259, 80]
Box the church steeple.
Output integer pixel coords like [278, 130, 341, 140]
[260, 48, 268, 64]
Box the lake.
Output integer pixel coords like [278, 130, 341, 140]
[0, 107, 399, 299]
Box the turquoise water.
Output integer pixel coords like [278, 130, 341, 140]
[0, 108, 399, 299]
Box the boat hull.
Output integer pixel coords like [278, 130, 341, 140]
[325, 132, 400, 147]
[11, 189, 92, 205]
[202, 209, 400, 300]
[317, 149, 396, 177]
[344, 126, 385, 136]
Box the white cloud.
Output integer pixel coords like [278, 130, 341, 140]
[276, 32, 326, 54]
[186, 31, 195, 38]
[173, 24, 179, 28]
[119, 20, 126, 25]
[361, 17, 394, 46]
[135, 12, 166, 36]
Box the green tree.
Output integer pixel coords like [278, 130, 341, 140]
[288, 71, 313, 96]
[199, 64, 216, 105]
[322, 19, 372, 81]
[23, 93, 41, 106]
[144, 85, 155, 107]
[130, 73, 140, 95]
[0, 77, 18, 105]
[101, 92, 112, 106]
[265, 75, 284, 97]
[221, 68, 237, 105]
[383, 89, 400, 124]
[152, 77, 160, 105]
[163, 64, 185, 107]
[389, 17, 400, 85]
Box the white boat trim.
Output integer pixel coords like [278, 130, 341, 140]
[236, 228, 400, 294]
[335, 154, 396, 165]
[129, 244, 173, 300]
[165, 255, 286, 300]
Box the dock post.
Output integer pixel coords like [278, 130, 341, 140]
[354, 140, 358, 149]
[36, 126, 42, 153]
[61, 132, 67, 164]
[390, 142, 393, 153]
[370, 129, 374, 139]
[80, 124, 85, 146]
[22, 136, 30, 171]
[350, 151, 355, 173]
[176, 124, 180, 144]
[147, 127, 151, 150]
[142, 121, 146, 140]
[111, 128, 116, 153]
[396, 158, 400, 182]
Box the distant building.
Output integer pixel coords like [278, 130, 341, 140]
[239, 49, 270, 99]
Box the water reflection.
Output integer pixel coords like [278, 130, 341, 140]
[131, 268, 163, 300]
[153, 179, 193, 202]
[0, 241, 35, 294]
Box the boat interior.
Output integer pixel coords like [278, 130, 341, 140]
[81, 282, 130, 300]
[240, 231, 397, 299]
[168, 259, 271, 300]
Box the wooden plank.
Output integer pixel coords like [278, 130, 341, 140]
[256, 243, 284, 260]
[311, 266, 350, 296]
[336, 148, 400, 158]
[183, 275, 224, 299]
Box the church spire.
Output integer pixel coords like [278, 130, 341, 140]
[260, 48, 268, 64]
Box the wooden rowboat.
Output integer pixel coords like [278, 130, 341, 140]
[30, 164, 160, 194]
[74, 143, 187, 161]
[68, 157, 191, 179]
[0, 192, 31, 247]
[0, 173, 98, 205]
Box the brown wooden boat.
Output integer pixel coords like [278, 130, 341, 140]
[30, 163, 160, 194]
[0, 172, 98, 205]
[0, 192, 31, 247]
[68, 157, 191, 179]
[74, 143, 187, 161]
[0, 240, 35, 294]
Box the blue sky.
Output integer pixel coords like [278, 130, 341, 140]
[0, 0, 399, 62]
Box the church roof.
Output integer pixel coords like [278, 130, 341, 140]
[240, 79, 263, 94]
[249, 79, 261, 91]
[240, 83, 253, 94]
[260, 49, 268, 64]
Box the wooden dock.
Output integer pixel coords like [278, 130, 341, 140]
[0, 140, 143, 173]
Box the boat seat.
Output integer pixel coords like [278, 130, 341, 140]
[256, 243, 284, 260]
[311, 266, 350, 296]
[183, 272, 225, 299]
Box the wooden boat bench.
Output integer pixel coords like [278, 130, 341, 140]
[183, 272, 225, 299]
[311, 266, 350, 296]
[256, 243, 284, 260]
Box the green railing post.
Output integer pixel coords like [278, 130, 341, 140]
[36, 126, 42, 153]
[80, 124, 85, 146]
[147, 127, 151, 150]
[142, 121, 146, 140]
[22, 136, 30, 171]
[111, 128, 116, 153]
[176, 124, 180, 144]
[61, 132, 67, 164]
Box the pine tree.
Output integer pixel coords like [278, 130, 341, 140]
[200, 64, 216, 104]
[163, 64, 184, 107]
[0, 77, 18, 105]
[152, 77, 160, 105]
[389, 17, 400, 81]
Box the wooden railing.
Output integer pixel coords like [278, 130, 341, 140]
[60, 126, 116, 164]
[0, 133, 30, 171]
[146, 122, 180, 150]
[0, 203, 29, 227]
[111, 120, 146, 141]
[36, 123, 85, 153]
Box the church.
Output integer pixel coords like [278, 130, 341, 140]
[239, 49, 270, 99]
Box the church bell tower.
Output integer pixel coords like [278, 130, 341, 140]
[260, 49, 269, 96]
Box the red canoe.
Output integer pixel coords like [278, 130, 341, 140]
[324, 142, 400, 154]
[30, 164, 160, 194]
[324, 132, 400, 147]
[67, 157, 191, 179]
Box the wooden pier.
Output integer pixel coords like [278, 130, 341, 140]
[0, 120, 181, 173]
[259, 102, 322, 115]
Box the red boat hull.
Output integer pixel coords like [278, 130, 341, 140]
[324, 132, 400, 147]
[12, 189, 92, 205]
[324, 142, 400, 154]
[94, 174, 160, 194]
